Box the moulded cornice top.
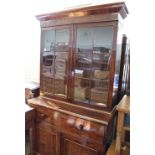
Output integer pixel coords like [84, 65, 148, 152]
[36, 2, 128, 21]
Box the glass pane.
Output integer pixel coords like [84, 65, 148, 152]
[74, 27, 93, 103]
[42, 76, 54, 95]
[93, 47, 111, 66]
[42, 30, 55, 76]
[75, 27, 93, 72]
[90, 77, 109, 105]
[74, 78, 90, 103]
[76, 49, 92, 63]
[90, 89, 108, 105]
[55, 59, 67, 76]
[94, 27, 113, 49]
[74, 87, 90, 103]
[93, 70, 110, 80]
[42, 30, 55, 95]
[92, 47, 111, 73]
[75, 28, 93, 72]
[74, 69, 83, 78]
[53, 29, 70, 97]
[93, 27, 112, 71]
[43, 30, 55, 52]
[75, 53, 92, 70]
[54, 76, 67, 97]
[55, 51, 68, 60]
[92, 79, 109, 91]
[76, 27, 93, 49]
[90, 26, 112, 105]
[55, 29, 69, 52]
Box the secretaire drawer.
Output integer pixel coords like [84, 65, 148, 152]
[59, 113, 106, 142]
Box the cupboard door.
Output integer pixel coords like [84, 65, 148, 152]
[61, 135, 104, 155]
[62, 138, 97, 155]
[36, 127, 57, 155]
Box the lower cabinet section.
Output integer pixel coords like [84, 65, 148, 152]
[33, 105, 114, 155]
[35, 127, 105, 155]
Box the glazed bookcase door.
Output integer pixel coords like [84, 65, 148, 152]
[41, 27, 71, 99]
[73, 24, 113, 107]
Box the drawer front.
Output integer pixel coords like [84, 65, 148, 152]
[60, 113, 106, 142]
[36, 107, 60, 127]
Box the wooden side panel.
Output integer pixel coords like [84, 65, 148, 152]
[36, 127, 57, 155]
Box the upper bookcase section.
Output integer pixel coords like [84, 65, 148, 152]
[36, 2, 128, 22]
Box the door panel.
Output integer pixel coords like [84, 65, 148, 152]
[36, 127, 57, 155]
[63, 138, 97, 155]
[60, 134, 105, 155]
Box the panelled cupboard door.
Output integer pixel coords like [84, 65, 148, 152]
[62, 139, 97, 155]
[61, 135, 104, 155]
[36, 127, 58, 155]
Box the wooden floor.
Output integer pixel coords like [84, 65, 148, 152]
[106, 140, 130, 155]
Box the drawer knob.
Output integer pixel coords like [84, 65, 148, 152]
[40, 113, 46, 118]
[78, 124, 84, 131]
